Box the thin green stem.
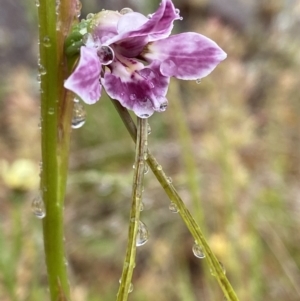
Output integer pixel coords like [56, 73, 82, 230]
[116, 118, 148, 301]
[38, 0, 75, 300]
[169, 83, 204, 227]
[111, 99, 240, 301]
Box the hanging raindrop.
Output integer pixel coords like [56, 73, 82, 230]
[169, 202, 179, 213]
[192, 242, 205, 258]
[72, 102, 86, 129]
[136, 221, 149, 246]
[32, 194, 46, 219]
[144, 164, 149, 174]
[196, 78, 201, 84]
[97, 45, 114, 65]
[140, 202, 144, 212]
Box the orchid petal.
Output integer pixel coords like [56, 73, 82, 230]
[64, 47, 101, 104]
[143, 32, 227, 80]
[92, 10, 121, 44]
[106, 0, 180, 50]
[102, 59, 170, 117]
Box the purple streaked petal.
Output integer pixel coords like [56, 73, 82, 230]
[64, 47, 101, 104]
[102, 59, 170, 117]
[117, 12, 148, 35]
[105, 0, 180, 53]
[92, 10, 122, 44]
[143, 32, 227, 80]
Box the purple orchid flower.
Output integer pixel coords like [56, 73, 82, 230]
[64, 0, 227, 118]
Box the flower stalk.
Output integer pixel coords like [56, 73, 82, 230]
[117, 117, 148, 301]
[111, 99, 240, 301]
[38, 0, 76, 300]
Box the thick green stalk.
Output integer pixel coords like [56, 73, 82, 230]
[117, 118, 148, 301]
[111, 99, 240, 301]
[38, 0, 75, 300]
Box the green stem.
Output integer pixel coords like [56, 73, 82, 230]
[111, 99, 240, 301]
[116, 118, 148, 301]
[38, 0, 75, 300]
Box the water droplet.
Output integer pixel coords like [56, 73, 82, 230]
[97, 46, 114, 65]
[156, 165, 162, 171]
[136, 221, 149, 246]
[130, 94, 136, 101]
[179, 16, 183, 21]
[128, 283, 133, 293]
[38, 64, 46, 75]
[139, 114, 150, 118]
[72, 102, 86, 129]
[192, 242, 205, 259]
[48, 107, 55, 115]
[35, 0, 40, 7]
[43, 36, 51, 47]
[144, 164, 149, 174]
[147, 13, 153, 19]
[86, 13, 94, 19]
[196, 78, 201, 84]
[159, 102, 168, 112]
[132, 164, 136, 169]
[120, 7, 133, 15]
[143, 152, 148, 160]
[139, 68, 156, 81]
[36, 74, 41, 83]
[169, 202, 179, 213]
[32, 194, 46, 219]
[166, 177, 172, 184]
[147, 124, 151, 135]
[140, 202, 144, 211]
[175, 8, 180, 15]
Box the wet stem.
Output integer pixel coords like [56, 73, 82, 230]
[117, 118, 148, 301]
[38, 0, 75, 300]
[111, 99, 240, 301]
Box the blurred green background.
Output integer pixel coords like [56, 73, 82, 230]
[1, 0, 300, 300]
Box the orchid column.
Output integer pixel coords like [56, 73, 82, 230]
[37, 0, 78, 300]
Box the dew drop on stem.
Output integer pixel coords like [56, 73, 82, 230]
[169, 202, 178, 213]
[144, 164, 149, 174]
[128, 283, 134, 293]
[192, 242, 205, 259]
[72, 102, 86, 129]
[136, 221, 149, 246]
[32, 194, 46, 219]
[147, 123, 151, 135]
[42, 36, 51, 47]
